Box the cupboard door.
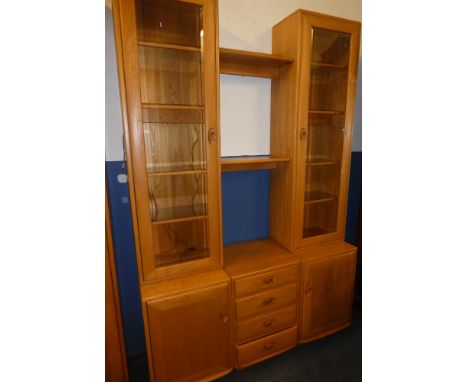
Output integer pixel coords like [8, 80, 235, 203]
[117, 0, 222, 281]
[146, 283, 232, 382]
[301, 251, 356, 342]
[295, 15, 360, 248]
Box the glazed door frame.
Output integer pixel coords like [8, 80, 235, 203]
[294, 12, 360, 249]
[115, 0, 222, 281]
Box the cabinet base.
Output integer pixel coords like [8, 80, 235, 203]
[299, 321, 351, 344]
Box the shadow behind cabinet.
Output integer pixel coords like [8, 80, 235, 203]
[112, 1, 360, 381]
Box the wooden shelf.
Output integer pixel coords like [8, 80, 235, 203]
[308, 110, 344, 115]
[224, 239, 299, 278]
[151, 204, 207, 225]
[219, 47, 293, 79]
[138, 40, 201, 52]
[311, 62, 347, 70]
[306, 159, 340, 166]
[221, 156, 290, 172]
[142, 103, 204, 111]
[155, 248, 209, 267]
[304, 191, 337, 204]
[147, 164, 206, 177]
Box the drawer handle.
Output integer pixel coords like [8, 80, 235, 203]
[263, 276, 277, 285]
[263, 319, 277, 328]
[264, 342, 277, 351]
[263, 297, 277, 306]
[305, 287, 312, 296]
[221, 313, 229, 323]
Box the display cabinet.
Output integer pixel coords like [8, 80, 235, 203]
[112, 1, 361, 380]
[272, 10, 361, 250]
[115, 0, 222, 282]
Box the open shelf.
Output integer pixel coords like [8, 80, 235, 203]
[219, 47, 293, 79]
[221, 156, 290, 172]
[151, 204, 207, 225]
[304, 191, 337, 204]
[223, 238, 299, 277]
[311, 61, 347, 70]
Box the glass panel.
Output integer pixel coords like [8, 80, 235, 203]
[303, 28, 350, 239]
[136, 0, 209, 266]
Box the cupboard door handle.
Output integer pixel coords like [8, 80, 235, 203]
[264, 342, 277, 351]
[263, 297, 276, 306]
[305, 287, 312, 295]
[299, 128, 307, 141]
[263, 276, 277, 285]
[263, 319, 277, 328]
[221, 313, 229, 323]
[208, 128, 216, 144]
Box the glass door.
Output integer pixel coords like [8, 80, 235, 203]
[296, 23, 356, 245]
[118, 0, 221, 280]
[137, 0, 209, 268]
[137, 0, 209, 266]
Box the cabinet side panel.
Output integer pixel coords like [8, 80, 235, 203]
[270, 12, 302, 250]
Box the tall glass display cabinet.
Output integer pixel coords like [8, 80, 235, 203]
[115, 0, 223, 283]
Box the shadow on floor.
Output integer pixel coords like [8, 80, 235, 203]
[128, 310, 361, 382]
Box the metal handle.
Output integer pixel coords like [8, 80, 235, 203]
[299, 128, 307, 141]
[305, 287, 313, 296]
[208, 128, 216, 144]
[264, 342, 277, 351]
[263, 276, 277, 285]
[263, 297, 277, 306]
[263, 319, 277, 328]
[221, 313, 229, 323]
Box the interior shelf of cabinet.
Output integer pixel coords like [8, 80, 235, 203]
[142, 104, 205, 124]
[311, 61, 348, 70]
[304, 191, 337, 204]
[308, 110, 344, 115]
[138, 40, 201, 52]
[155, 248, 209, 267]
[219, 47, 293, 79]
[147, 164, 206, 177]
[221, 156, 290, 172]
[142, 103, 204, 111]
[151, 204, 208, 225]
[305, 158, 340, 166]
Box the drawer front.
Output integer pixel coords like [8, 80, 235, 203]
[235, 265, 299, 297]
[236, 283, 297, 320]
[237, 304, 297, 344]
[236, 326, 298, 368]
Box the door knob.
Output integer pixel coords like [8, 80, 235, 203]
[208, 128, 216, 144]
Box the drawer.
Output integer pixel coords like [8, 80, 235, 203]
[235, 265, 299, 297]
[237, 304, 297, 344]
[236, 326, 298, 368]
[236, 283, 297, 320]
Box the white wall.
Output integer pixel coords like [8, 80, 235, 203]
[105, 0, 362, 160]
[219, 0, 362, 155]
[105, 5, 125, 161]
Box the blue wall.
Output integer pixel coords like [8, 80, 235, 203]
[106, 154, 361, 357]
[106, 161, 146, 357]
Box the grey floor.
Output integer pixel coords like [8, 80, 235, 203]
[128, 309, 361, 382]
